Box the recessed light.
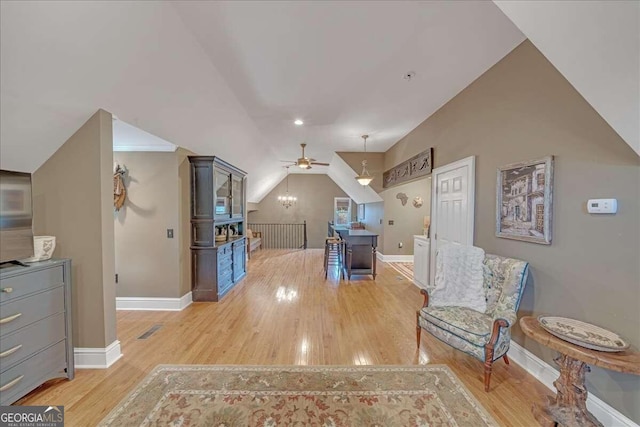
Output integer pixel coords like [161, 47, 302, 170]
[294, 119, 304, 126]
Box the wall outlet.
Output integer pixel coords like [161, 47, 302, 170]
[398, 242, 403, 248]
[167, 229, 174, 238]
[388, 220, 394, 225]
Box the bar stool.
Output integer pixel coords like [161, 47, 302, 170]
[324, 236, 344, 279]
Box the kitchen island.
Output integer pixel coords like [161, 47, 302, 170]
[331, 225, 378, 279]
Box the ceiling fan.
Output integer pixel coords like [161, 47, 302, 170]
[281, 143, 330, 169]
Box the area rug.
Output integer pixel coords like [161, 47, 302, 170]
[100, 365, 497, 426]
[388, 261, 414, 282]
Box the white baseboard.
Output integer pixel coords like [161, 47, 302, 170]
[74, 340, 122, 369]
[376, 252, 414, 263]
[508, 340, 638, 427]
[116, 292, 193, 311]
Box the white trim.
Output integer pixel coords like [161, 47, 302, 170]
[74, 340, 122, 369]
[508, 340, 638, 427]
[376, 252, 414, 263]
[115, 292, 193, 311]
[429, 155, 476, 286]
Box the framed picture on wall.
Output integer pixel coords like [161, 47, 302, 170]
[496, 156, 554, 245]
[357, 204, 365, 221]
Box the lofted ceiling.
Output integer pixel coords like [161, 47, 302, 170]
[495, 0, 640, 156]
[1, 1, 636, 203]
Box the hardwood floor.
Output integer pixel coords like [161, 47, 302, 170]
[17, 249, 550, 426]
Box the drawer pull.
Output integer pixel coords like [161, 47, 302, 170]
[0, 344, 23, 358]
[1, 287, 13, 293]
[0, 313, 22, 324]
[0, 375, 24, 392]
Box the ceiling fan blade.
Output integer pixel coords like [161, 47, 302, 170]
[280, 160, 297, 163]
[310, 162, 330, 166]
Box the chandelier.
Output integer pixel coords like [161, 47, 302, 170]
[355, 134, 374, 186]
[277, 166, 297, 208]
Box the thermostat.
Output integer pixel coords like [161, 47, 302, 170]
[587, 199, 617, 214]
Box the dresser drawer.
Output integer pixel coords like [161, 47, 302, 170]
[0, 341, 67, 406]
[0, 287, 65, 337]
[0, 312, 66, 372]
[0, 265, 64, 304]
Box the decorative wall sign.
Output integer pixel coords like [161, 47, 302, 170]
[383, 148, 433, 188]
[396, 192, 408, 206]
[413, 196, 423, 208]
[496, 156, 554, 244]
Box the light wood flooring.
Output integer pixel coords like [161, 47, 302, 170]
[18, 249, 550, 426]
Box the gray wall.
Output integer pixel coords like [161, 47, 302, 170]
[113, 148, 195, 299]
[386, 40, 640, 422]
[114, 152, 181, 298]
[248, 174, 350, 249]
[360, 201, 384, 252]
[337, 152, 385, 194]
[32, 109, 116, 349]
[380, 177, 431, 256]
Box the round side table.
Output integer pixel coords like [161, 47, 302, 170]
[520, 316, 639, 427]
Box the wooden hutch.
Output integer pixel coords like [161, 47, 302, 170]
[189, 156, 247, 301]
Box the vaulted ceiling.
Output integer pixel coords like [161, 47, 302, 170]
[1, 1, 637, 202]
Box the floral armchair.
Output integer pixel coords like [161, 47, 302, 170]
[416, 254, 529, 391]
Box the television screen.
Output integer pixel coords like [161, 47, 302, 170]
[0, 170, 34, 263]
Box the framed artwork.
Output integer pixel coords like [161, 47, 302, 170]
[496, 156, 554, 245]
[357, 204, 365, 221]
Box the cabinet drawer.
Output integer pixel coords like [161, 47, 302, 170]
[217, 244, 232, 256]
[218, 273, 234, 296]
[218, 254, 232, 268]
[0, 312, 66, 372]
[0, 341, 67, 406]
[0, 287, 65, 337]
[0, 265, 64, 304]
[218, 263, 233, 280]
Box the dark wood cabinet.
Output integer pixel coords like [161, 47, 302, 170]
[189, 156, 247, 301]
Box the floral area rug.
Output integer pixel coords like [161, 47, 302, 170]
[388, 262, 414, 282]
[100, 365, 497, 426]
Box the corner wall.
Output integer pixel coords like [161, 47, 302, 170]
[32, 109, 116, 349]
[386, 40, 640, 422]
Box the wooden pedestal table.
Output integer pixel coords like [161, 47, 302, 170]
[520, 316, 640, 427]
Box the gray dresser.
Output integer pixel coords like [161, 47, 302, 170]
[0, 259, 74, 405]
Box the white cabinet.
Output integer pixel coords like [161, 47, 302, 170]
[413, 236, 430, 289]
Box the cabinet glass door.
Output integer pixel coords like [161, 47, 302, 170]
[231, 174, 243, 218]
[214, 169, 231, 218]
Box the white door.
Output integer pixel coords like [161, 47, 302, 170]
[429, 156, 475, 286]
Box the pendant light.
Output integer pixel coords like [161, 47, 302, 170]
[355, 134, 374, 186]
[277, 166, 297, 208]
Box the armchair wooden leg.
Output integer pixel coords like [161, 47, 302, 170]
[416, 311, 422, 349]
[503, 354, 510, 365]
[484, 344, 495, 392]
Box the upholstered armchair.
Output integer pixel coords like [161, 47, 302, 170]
[416, 254, 529, 391]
